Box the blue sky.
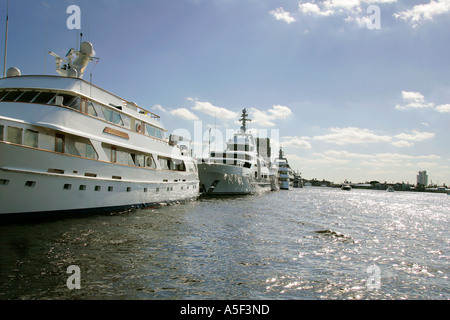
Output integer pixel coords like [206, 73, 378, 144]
[2, 0, 449, 185]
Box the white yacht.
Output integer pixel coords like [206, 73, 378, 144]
[0, 42, 199, 219]
[274, 148, 294, 190]
[198, 109, 272, 195]
[341, 184, 352, 191]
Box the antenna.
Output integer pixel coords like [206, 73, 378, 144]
[208, 128, 211, 156]
[3, 0, 9, 78]
[239, 108, 252, 133]
[49, 41, 99, 79]
[214, 110, 217, 151]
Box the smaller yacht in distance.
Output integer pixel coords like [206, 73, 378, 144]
[198, 109, 272, 195]
[274, 148, 294, 190]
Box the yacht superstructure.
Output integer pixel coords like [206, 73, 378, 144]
[0, 42, 199, 219]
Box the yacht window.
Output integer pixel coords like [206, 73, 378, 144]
[102, 107, 113, 122]
[136, 154, 145, 167]
[155, 129, 163, 139]
[75, 140, 98, 159]
[67, 97, 81, 111]
[102, 107, 124, 126]
[55, 133, 65, 153]
[145, 124, 156, 137]
[159, 157, 170, 170]
[2, 91, 22, 102]
[51, 94, 78, 109]
[86, 101, 99, 117]
[33, 92, 56, 104]
[7, 126, 23, 144]
[113, 112, 124, 126]
[146, 155, 156, 169]
[143, 124, 164, 139]
[24, 129, 39, 148]
[111, 146, 117, 163]
[0, 125, 3, 141]
[0, 90, 9, 100]
[16, 91, 39, 103]
[176, 161, 186, 172]
[128, 153, 136, 166]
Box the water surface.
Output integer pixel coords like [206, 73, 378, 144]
[0, 188, 448, 299]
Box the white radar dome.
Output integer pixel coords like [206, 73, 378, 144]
[80, 41, 94, 56]
[6, 67, 21, 77]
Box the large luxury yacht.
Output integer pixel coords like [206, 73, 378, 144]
[198, 109, 273, 195]
[0, 42, 199, 219]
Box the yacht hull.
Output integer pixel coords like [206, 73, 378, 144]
[0, 143, 198, 218]
[198, 163, 261, 195]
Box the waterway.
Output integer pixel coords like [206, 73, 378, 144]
[0, 187, 448, 300]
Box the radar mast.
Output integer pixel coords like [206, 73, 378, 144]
[239, 108, 252, 133]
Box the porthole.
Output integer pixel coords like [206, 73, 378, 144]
[25, 181, 36, 187]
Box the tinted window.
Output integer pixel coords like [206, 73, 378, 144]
[34, 92, 56, 104]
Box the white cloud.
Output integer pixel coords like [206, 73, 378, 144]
[313, 127, 392, 145]
[299, 2, 333, 16]
[394, 91, 450, 114]
[269, 7, 296, 24]
[395, 91, 435, 110]
[191, 100, 238, 119]
[394, 130, 435, 142]
[283, 127, 435, 148]
[391, 140, 414, 148]
[344, 14, 372, 27]
[317, 149, 369, 158]
[277, 1, 450, 29]
[250, 105, 293, 127]
[436, 104, 450, 113]
[268, 105, 293, 119]
[152, 104, 167, 113]
[394, 0, 450, 28]
[282, 136, 312, 149]
[169, 108, 199, 121]
[322, 0, 362, 12]
[302, 149, 442, 173]
[313, 149, 441, 164]
[298, 0, 397, 18]
[310, 127, 435, 148]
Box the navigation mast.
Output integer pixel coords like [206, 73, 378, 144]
[239, 108, 251, 133]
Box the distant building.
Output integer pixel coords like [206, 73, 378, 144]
[417, 171, 428, 186]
